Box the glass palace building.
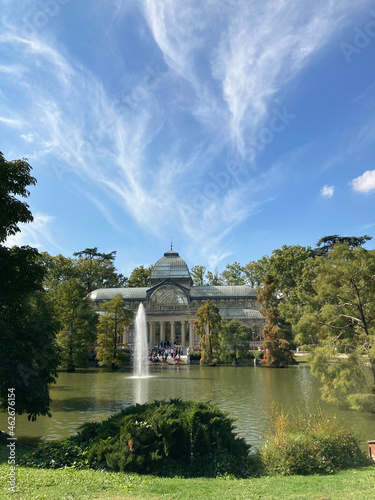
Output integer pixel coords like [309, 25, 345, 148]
[88, 248, 264, 349]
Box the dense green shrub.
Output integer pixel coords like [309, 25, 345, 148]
[259, 406, 370, 475]
[18, 439, 91, 469]
[219, 349, 257, 364]
[20, 399, 254, 477]
[188, 351, 201, 363]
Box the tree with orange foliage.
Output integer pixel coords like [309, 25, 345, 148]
[257, 274, 296, 368]
[194, 299, 222, 365]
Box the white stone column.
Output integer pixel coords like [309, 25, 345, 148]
[160, 321, 165, 343]
[149, 322, 153, 346]
[170, 321, 176, 345]
[181, 320, 186, 347]
[189, 320, 195, 347]
[147, 322, 152, 345]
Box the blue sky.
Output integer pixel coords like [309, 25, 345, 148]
[1, 0, 375, 276]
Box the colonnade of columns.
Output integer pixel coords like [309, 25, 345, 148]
[148, 319, 196, 348]
[123, 320, 263, 347]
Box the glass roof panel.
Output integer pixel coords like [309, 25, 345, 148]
[150, 255, 191, 279]
[191, 286, 257, 297]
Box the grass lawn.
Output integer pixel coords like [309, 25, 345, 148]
[1, 444, 374, 500]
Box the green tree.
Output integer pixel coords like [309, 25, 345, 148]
[96, 295, 133, 370]
[74, 247, 117, 262]
[39, 249, 126, 296]
[127, 265, 152, 287]
[221, 261, 246, 285]
[296, 244, 375, 411]
[38, 252, 76, 295]
[244, 246, 312, 296]
[55, 279, 98, 371]
[244, 256, 271, 289]
[0, 247, 59, 421]
[206, 268, 224, 285]
[73, 247, 127, 293]
[269, 245, 313, 299]
[0, 151, 36, 241]
[219, 319, 253, 364]
[255, 245, 315, 332]
[190, 265, 207, 286]
[195, 300, 222, 365]
[0, 153, 59, 420]
[257, 274, 297, 368]
[312, 234, 372, 257]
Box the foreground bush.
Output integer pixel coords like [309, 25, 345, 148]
[259, 405, 370, 475]
[20, 399, 254, 477]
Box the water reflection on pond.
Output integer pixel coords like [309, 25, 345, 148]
[2, 364, 374, 449]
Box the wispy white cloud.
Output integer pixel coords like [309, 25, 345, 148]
[0, 24, 180, 237]
[208, 250, 233, 270]
[141, 0, 369, 158]
[0, 116, 22, 127]
[0, 30, 74, 86]
[0, 63, 26, 75]
[213, 1, 366, 156]
[350, 170, 375, 193]
[321, 185, 334, 198]
[5, 213, 63, 251]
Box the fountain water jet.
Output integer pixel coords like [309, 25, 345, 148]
[133, 303, 149, 378]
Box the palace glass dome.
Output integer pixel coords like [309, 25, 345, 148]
[149, 248, 192, 285]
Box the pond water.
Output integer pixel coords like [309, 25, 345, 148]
[2, 364, 375, 450]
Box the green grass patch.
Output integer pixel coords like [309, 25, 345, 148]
[293, 354, 310, 363]
[0, 461, 374, 499]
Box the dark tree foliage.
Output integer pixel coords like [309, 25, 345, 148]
[73, 247, 116, 262]
[0, 151, 36, 242]
[257, 274, 297, 368]
[0, 153, 59, 419]
[38, 252, 76, 295]
[219, 319, 253, 364]
[96, 294, 133, 371]
[312, 234, 372, 257]
[55, 279, 98, 371]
